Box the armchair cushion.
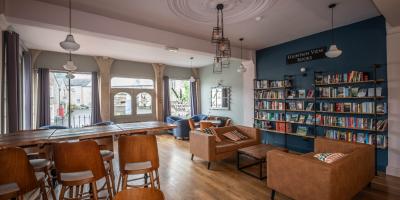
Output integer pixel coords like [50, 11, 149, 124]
[215, 140, 237, 154]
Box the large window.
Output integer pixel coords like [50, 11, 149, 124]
[169, 79, 191, 118]
[49, 72, 92, 128]
[111, 77, 154, 89]
[114, 92, 132, 116]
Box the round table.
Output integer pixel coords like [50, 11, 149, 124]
[115, 188, 165, 200]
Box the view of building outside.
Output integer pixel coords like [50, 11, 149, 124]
[49, 72, 92, 128]
[169, 79, 191, 118]
[137, 92, 152, 114]
[114, 92, 132, 116]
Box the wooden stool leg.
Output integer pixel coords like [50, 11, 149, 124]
[59, 185, 66, 200]
[122, 174, 128, 190]
[45, 170, 56, 200]
[39, 180, 48, 200]
[108, 160, 116, 195]
[149, 171, 155, 188]
[105, 174, 113, 199]
[116, 174, 122, 192]
[156, 170, 161, 189]
[91, 182, 98, 200]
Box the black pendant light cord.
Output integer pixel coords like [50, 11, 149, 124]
[69, 0, 72, 35]
[240, 38, 243, 61]
[221, 9, 224, 38]
[329, 4, 336, 44]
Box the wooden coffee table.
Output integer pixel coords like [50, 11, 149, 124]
[237, 144, 287, 180]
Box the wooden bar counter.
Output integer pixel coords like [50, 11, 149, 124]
[0, 121, 176, 148]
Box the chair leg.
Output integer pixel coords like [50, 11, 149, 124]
[155, 170, 161, 189]
[149, 171, 155, 188]
[122, 174, 128, 190]
[271, 190, 276, 200]
[91, 182, 98, 200]
[45, 170, 56, 200]
[39, 180, 48, 200]
[207, 162, 211, 170]
[191, 154, 194, 160]
[108, 160, 116, 195]
[59, 185, 66, 200]
[105, 174, 113, 199]
[116, 174, 121, 192]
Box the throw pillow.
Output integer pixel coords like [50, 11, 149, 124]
[202, 128, 222, 142]
[223, 131, 241, 141]
[313, 153, 346, 164]
[231, 130, 248, 140]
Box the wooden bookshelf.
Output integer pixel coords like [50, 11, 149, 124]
[254, 98, 285, 100]
[254, 87, 288, 90]
[285, 110, 315, 113]
[285, 98, 314, 100]
[316, 124, 386, 132]
[315, 79, 385, 86]
[316, 96, 385, 100]
[255, 108, 285, 111]
[259, 128, 315, 139]
[316, 111, 386, 115]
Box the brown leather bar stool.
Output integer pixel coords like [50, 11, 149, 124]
[0, 182, 21, 200]
[0, 147, 48, 200]
[114, 188, 165, 200]
[83, 136, 117, 195]
[53, 140, 113, 200]
[117, 135, 160, 191]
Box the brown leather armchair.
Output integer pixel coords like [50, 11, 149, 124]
[190, 125, 260, 169]
[267, 137, 375, 200]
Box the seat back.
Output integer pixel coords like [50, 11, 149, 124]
[188, 119, 196, 130]
[0, 148, 39, 194]
[200, 122, 213, 130]
[53, 140, 106, 181]
[118, 135, 159, 172]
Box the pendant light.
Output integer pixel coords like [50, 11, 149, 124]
[60, 0, 80, 51]
[64, 51, 77, 80]
[211, 3, 231, 67]
[237, 38, 247, 73]
[325, 3, 342, 58]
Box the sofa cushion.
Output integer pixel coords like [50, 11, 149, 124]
[223, 131, 241, 141]
[231, 130, 248, 140]
[216, 140, 239, 154]
[314, 153, 346, 163]
[202, 128, 222, 142]
[234, 139, 258, 148]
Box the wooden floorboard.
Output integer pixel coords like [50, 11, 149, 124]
[53, 134, 400, 200]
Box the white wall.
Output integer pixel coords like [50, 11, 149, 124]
[386, 24, 400, 177]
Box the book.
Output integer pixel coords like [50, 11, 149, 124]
[376, 87, 382, 97]
[351, 87, 359, 97]
[306, 89, 314, 98]
[296, 126, 308, 136]
[368, 88, 375, 97]
[356, 133, 365, 143]
[306, 103, 314, 111]
[357, 88, 367, 97]
[299, 115, 306, 123]
[305, 114, 314, 125]
[296, 101, 304, 110]
[298, 90, 306, 98]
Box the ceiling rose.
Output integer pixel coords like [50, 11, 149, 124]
[167, 0, 277, 24]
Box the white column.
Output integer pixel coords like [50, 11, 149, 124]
[386, 24, 400, 177]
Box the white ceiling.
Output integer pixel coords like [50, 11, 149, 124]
[14, 24, 216, 67]
[36, 0, 381, 50]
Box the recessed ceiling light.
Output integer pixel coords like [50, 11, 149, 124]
[255, 16, 263, 21]
[165, 46, 179, 53]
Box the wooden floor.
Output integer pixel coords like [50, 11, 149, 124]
[49, 134, 400, 200]
[154, 135, 400, 200]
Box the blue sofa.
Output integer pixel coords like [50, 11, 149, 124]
[191, 114, 208, 122]
[166, 116, 190, 139]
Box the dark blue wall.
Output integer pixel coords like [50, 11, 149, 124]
[256, 16, 387, 171]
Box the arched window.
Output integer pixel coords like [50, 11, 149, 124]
[114, 92, 132, 116]
[136, 92, 152, 114]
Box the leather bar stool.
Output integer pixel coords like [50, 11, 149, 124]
[0, 147, 48, 200]
[114, 188, 165, 200]
[53, 140, 113, 200]
[0, 182, 20, 200]
[83, 136, 117, 195]
[117, 135, 161, 191]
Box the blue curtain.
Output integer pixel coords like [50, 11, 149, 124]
[163, 76, 170, 121]
[3, 31, 20, 133]
[37, 68, 50, 128]
[190, 80, 198, 116]
[91, 72, 102, 124]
